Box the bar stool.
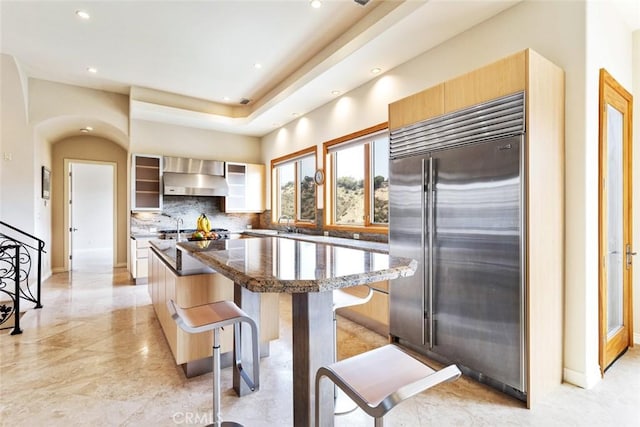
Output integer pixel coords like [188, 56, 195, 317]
[167, 299, 260, 427]
[332, 286, 373, 414]
[315, 344, 461, 426]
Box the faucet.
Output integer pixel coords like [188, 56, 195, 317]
[278, 215, 294, 233]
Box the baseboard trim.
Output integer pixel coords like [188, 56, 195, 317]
[634, 332, 640, 345]
[563, 365, 601, 389]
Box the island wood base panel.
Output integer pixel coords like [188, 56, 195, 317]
[148, 247, 279, 372]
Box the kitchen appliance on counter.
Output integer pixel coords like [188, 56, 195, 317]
[159, 228, 230, 240]
[389, 92, 526, 400]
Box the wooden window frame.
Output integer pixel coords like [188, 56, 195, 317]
[322, 122, 389, 233]
[270, 146, 318, 228]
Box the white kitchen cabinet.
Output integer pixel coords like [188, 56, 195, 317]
[222, 162, 265, 213]
[130, 237, 152, 284]
[131, 154, 162, 211]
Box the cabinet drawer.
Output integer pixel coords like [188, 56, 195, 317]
[136, 259, 148, 278]
[136, 248, 149, 258]
[136, 239, 152, 249]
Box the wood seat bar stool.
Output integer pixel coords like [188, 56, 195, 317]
[167, 299, 260, 427]
[315, 344, 461, 427]
[332, 286, 374, 414]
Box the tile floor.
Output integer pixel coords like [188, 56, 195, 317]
[1, 258, 639, 426]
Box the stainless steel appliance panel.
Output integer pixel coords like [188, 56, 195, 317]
[430, 136, 523, 390]
[389, 155, 428, 345]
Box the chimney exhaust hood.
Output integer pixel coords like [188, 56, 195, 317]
[162, 156, 229, 197]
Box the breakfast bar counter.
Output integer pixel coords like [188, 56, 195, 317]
[176, 236, 416, 427]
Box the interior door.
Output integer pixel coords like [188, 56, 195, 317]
[599, 69, 634, 373]
[67, 161, 115, 271]
[68, 164, 76, 271]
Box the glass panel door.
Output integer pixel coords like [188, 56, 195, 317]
[599, 69, 633, 373]
[605, 105, 623, 339]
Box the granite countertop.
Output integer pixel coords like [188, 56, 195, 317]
[149, 240, 216, 276]
[241, 229, 389, 253]
[177, 236, 416, 294]
[131, 232, 162, 239]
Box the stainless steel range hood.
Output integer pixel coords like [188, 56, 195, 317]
[163, 156, 229, 196]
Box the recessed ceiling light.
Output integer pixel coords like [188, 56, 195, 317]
[254, 63, 262, 69]
[85, 126, 93, 131]
[331, 90, 341, 96]
[75, 10, 90, 20]
[223, 96, 230, 101]
[87, 67, 98, 74]
[310, 0, 322, 8]
[370, 67, 382, 74]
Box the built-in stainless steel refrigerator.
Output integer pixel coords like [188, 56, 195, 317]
[389, 92, 526, 399]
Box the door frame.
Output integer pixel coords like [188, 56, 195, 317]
[63, 159, 118, 271]
[598, 68, 634, 375]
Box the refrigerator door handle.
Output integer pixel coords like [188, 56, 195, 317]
[421, 158, 427, 346]
[427, 156, 435, 349]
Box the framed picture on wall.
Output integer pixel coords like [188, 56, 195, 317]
[41, 166, 51, 200]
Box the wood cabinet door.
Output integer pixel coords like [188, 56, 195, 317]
[444, 51, 526, 113]
[389, 84, 444, 130]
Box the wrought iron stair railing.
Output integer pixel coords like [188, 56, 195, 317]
[0, 221, 46, 335]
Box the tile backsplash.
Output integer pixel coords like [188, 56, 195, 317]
[131, 196, 260, 234]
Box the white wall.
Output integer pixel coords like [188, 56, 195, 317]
[29, 79, 129, 147]
[130, 119, 262, 163]
[1, 54, 35, 231]
[33, 128, 52, 276]
[260, 0, 637, 388]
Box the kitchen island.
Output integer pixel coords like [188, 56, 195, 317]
[176, 236, 417, 427]
[147, 239, 279, 377]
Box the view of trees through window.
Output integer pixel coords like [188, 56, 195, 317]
[276, 155, 316, 223]
[332, 134, 389, 225]
[335, 145, 365, 224]
[278, 163, 295, 219]
[298, 156, 316, 221]
[372, 137, 389, 223]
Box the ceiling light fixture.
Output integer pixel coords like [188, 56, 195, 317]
[223, 96, 230, 101]
[87, 67, 97, 73]
[310, 0, 322, 8]
[254, 63, 262, 69]
[370, 67, 382, 74]
[80, 126, 93, 133]
[331, 90, 341, 96]
[75, 10, 90, 20]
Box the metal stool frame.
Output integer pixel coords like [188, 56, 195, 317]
[168, 299, 259, 427]
[315, 344, 461, 427]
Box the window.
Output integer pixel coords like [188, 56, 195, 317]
[271, 146, 317, 225]
[324, 123, 389, 230]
